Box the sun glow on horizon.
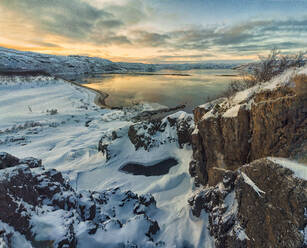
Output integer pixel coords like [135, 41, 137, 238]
[0, 0, 306, 63]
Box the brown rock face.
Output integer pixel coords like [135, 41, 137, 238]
[189, 158, 307, 248]
[250, 88, 306, 160]
[238, 159, 307, 248]
[191, 75, 307, 185]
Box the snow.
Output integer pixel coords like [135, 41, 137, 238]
[0, 165, 29, 181]
[256, 65, 306, 92]
[197, 64, 307, 121]
[261, 68, 296, 91]
[223, 105, 241, 118]
[232, 87, 255, 104]
[240, 172, 265, 197]
[298, 66, 307, 75]
[223, 191, 238, 222]
[84, 215, 154, 246]
[0, 221, 33, 248]
[192, 127, 199, 135]
[31, 210, 68, 241]
[235, 227, 250, 241]
[0, 75, 213, 247]
[219, 189, 249, 241]
[167, 110, 191, 120]
[304, 208, 307, 245]
[202, 109, 216, 120]
[268, 157, 307, 180]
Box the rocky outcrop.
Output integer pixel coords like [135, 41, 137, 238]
[0, 153, 160, 247]
[0, 152, 42, 169]
[128, 111, 194, 151]
[190, 69, 307, 185]
[189, 158, 307, 248]
[98, 110, 194, 162]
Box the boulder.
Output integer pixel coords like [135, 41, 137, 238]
[0, 152, 42, 169]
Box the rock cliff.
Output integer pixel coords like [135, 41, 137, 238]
[188, 66, 307, 248]
[190, 67, 307, 185]
[189, 158, 307, 248]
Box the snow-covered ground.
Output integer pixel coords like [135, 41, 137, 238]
[0, 47, 235, 78]
[2, 64, 306, 247]
[0, 75, 214, 247]
[199, 65, 307, 120]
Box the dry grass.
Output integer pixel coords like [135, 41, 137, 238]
[223, 50, 306, 98]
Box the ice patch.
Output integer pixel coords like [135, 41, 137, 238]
[241, 172, 265, 197]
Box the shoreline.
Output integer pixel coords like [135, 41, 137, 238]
[70, 79, 187, 120]
[0, 72, 185, 116]
[0, 70, 199, 120]
[58, 77, 113, 109]
[62, 77, 187, 121]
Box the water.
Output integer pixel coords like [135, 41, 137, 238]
[119, 158, 178, 176]
[83, 69, 238, 112]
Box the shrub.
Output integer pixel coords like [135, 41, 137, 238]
[47, 109, 58, 115]
[253, 49, 305, 83]
[224, 50, 306, 98]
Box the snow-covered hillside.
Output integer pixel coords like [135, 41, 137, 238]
[0, 47, 123, 76]
[1, 51, 306, 247]
[0, 47, 235, 79]
[0, 75, 215, 247]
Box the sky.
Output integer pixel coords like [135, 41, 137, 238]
[0, 0, 306, 63]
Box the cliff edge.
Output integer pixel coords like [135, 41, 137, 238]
[190, 66, 307, 186]
[189, 65, 307, 247]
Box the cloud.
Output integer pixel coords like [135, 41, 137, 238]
[90, 31, 131, 45]
[162, 18, 307, 53]
[103, 0, 149, 25]
[0, 0, 306, 61]
[132, 31, 170, 47]
[31, 41, 62, 48]
[159, 53, 215, 59]
[0, 0, 131, 45]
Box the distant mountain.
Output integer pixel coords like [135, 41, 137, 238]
[0, 47, 236, 79]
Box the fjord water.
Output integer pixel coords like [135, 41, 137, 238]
[83, 69, 238, 112]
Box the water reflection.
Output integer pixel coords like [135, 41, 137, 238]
[83, 69, 238, 112]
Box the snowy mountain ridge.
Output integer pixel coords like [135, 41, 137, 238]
[0, 47, 235, 78]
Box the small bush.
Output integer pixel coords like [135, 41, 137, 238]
[224, 50, 306, 98]
[224, 74, 257, 98]
[252, 49, 305, 83]
[47, 109, 58, 115]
